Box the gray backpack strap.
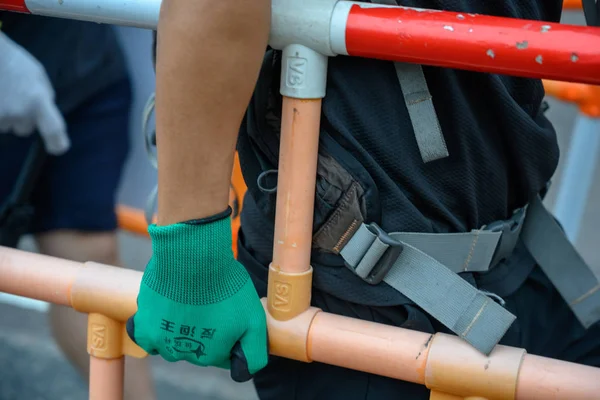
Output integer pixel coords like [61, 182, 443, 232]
[393, 63, 449, 162]
[340, 222, 516, 355]
[371, 0, 449, 163]
[336, 195, 600, 355]
[522, 195, 600, 327]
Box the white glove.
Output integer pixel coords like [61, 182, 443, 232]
[0, 32, 70, 155]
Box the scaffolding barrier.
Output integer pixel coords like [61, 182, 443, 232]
[1, 0, 600, 399]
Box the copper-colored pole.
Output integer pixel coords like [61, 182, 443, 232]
[563, 0, 582, 10]
[89, 356, 124, 400]
[308, 312, 432, 384]
[267, 97, 322, 321]
[543, 80, 600, 117]
[86, 312, 146, 400]
[116, 205, 150, 237]
[1, 246, 600, 399]
[516, 354, 600, 399]
[271, 97, 322, 273]
[0, 247, 80, 305]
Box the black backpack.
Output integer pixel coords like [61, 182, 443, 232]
[583, 0, 600, 26]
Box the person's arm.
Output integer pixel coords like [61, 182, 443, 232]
[155, 0, 270, 225]
[126, 0, 271, 381]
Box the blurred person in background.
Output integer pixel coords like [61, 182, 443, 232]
[0, 13, 155, 400]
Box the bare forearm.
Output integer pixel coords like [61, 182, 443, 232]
[155, 0, 270, 225]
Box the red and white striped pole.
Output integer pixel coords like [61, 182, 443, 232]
[0, 0, 161, 29]
[1, 0, 599, 81]
[1, 0, 599, 85]
[339, 4, 600, 85]
[0, 0, 27, 12]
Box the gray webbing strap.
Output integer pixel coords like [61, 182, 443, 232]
[522, 196, 600, 328]
[371, 0, 449, 163]
[386, 231, 501, 273]
[339, 196, 600, 355]
[340, 223, 516, 355]
[393, 63, 449, 163]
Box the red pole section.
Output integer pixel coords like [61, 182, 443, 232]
[0, 0, 28, 12]
[1, 1, 599, 83]
[342, 4, 600, 85]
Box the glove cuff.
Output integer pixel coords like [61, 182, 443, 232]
[143, 208, 249, 305]
[181, 207, 232, 226]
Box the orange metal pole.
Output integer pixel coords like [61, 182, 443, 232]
[0, 248, 80, 305]
[267, 97, 322, 322]
[116, 205, 149, 237]
[271, 98, 321, 273]
[2, 245, 600, 398]
[543, 80, 600, 117]
[516, 354, 600, 399]
[229, 152, 246, 258]
[89, 356, 124, 400]
[563, 0, 582, 10]
[307, 311, 432, 384]
[85, 306, 147, 399]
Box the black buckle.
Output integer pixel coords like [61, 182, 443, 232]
[484, 206, 527, 267]
[352, 222, 404, 285]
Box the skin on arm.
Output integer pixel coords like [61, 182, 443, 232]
[155, 0, 271, 225]
[127, 0, 272, 377]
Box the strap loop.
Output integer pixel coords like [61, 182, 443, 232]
[370, 0, 449, 164]
[483, 205, 527, 268]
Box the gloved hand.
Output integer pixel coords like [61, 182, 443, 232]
[0, 32, 70, 155]
[126, 208, 268, 381]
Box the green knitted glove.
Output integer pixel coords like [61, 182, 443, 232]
[126, 208, 268, 381]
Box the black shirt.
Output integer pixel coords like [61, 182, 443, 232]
[241, 0, 563, 305]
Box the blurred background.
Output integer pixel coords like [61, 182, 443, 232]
[0, 9, 598, 400]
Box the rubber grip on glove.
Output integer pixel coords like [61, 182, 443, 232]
[230, 342, 253, 382]
[230, 333, 270, 383]
[126, 315, 159, 356]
